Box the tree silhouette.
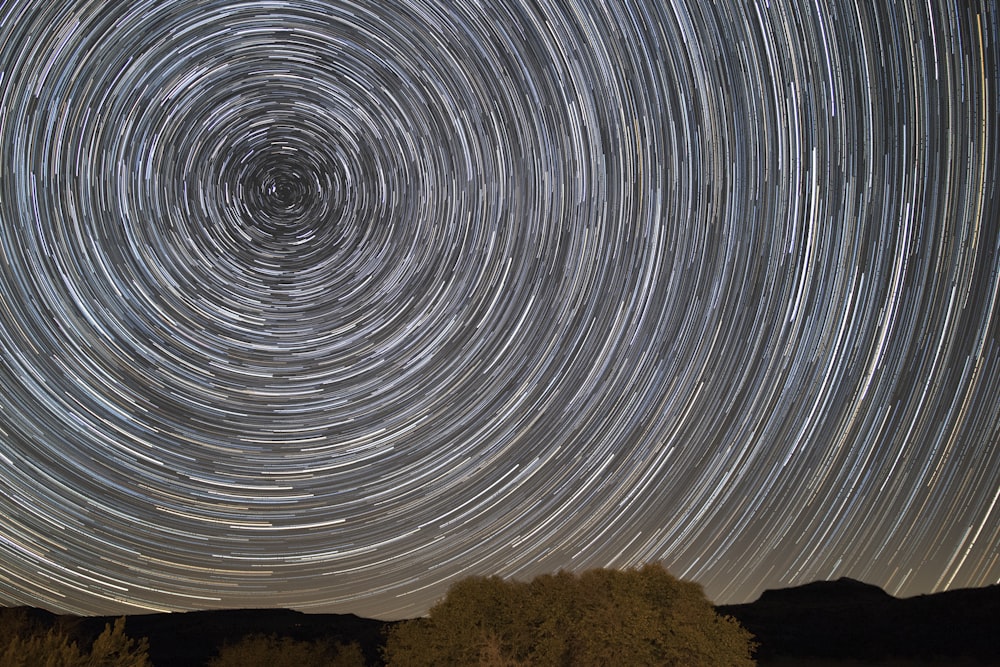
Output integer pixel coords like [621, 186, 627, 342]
[207, 633, 366, 667]
[0, 615, 150, 667]
[384, 563, 756, 666]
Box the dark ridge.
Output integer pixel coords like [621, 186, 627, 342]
[0, 606, 394, 667]
[754, 577, 894, 604]
[5, 581, 1000, 666]
[718, 580, 1000, 664]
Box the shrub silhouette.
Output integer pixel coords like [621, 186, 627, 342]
[384, 563, 756, 666]
[0, 615, 150, 667]
[207, 633, 366, 667]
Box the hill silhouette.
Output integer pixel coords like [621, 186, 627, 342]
[4, 579, 999, 665]
[718, 577, 1000, 665]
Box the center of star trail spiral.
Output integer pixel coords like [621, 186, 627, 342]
[0, 0, 998, 619]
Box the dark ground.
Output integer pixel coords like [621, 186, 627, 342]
[3, 578, 998, 666]
[718, 578, 1000, 666]
[1, 606, 393, 666]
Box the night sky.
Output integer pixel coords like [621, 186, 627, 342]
[0, 0, 998, 621]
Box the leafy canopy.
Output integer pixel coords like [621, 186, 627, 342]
[0, 615, 150, 667]
[384, 563, 756, 666]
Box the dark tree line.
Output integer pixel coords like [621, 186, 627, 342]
[1, 564, 756, 666]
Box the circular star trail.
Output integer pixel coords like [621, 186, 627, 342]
[1, 0, 998, 619]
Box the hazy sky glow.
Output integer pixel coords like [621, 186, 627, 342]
[0, 0, 998, 620]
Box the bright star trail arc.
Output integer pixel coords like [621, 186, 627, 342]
[0, 0, 998, 620]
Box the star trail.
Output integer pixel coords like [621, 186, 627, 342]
[0, 0, 998, 620]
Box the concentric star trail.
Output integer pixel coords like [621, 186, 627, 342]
[1, 0, 998, 620]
